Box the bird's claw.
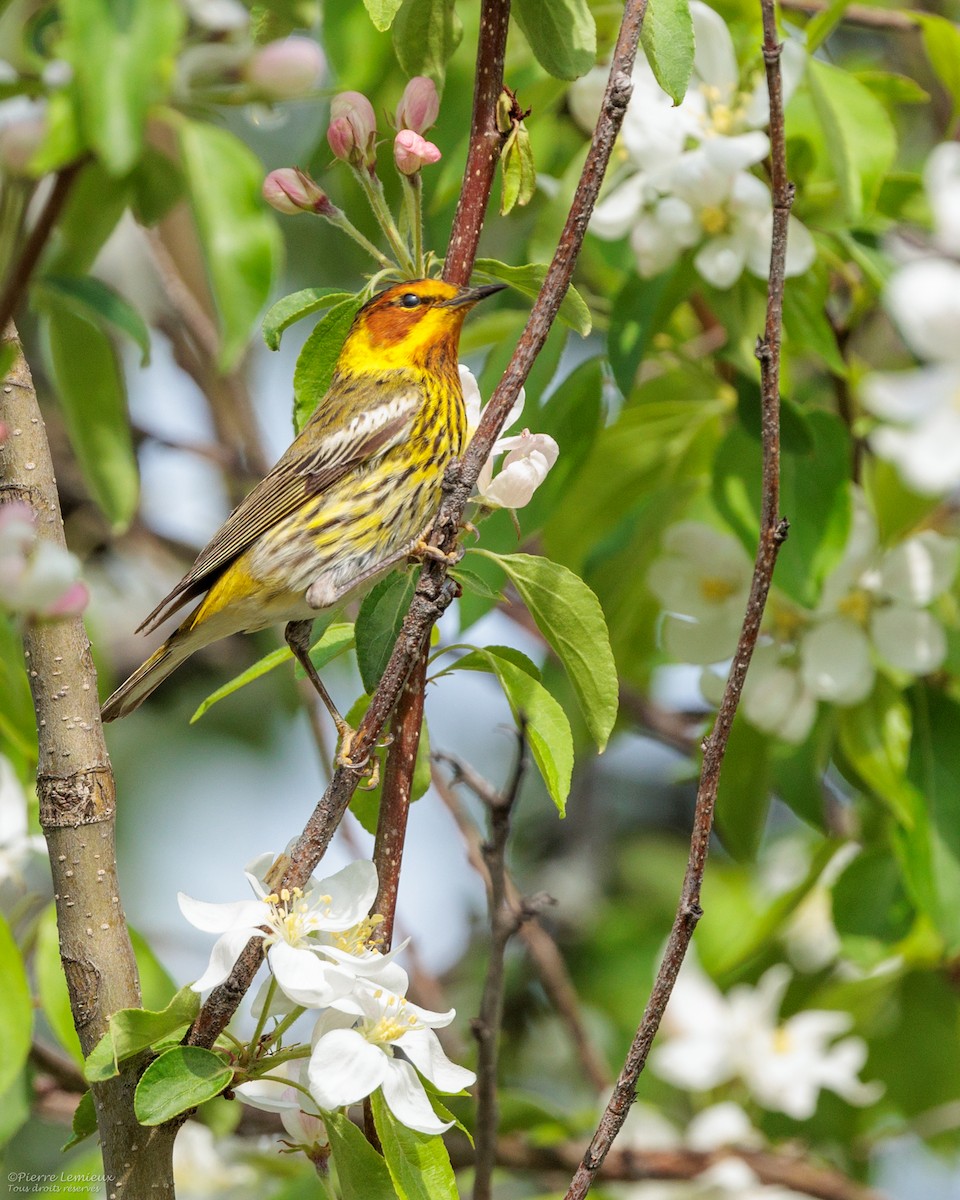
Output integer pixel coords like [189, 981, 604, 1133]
[335, 729, 394, 790]
[411, 536, 464, 566]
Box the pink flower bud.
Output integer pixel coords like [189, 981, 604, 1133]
[393, 129, 441, 176]
[327, 91, 377, 166]
[262, 168, 335, 217]
[245, 37, 325, 101]
[396, 76, 439, 134]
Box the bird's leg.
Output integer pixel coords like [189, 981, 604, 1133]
[284, 619, 380, 783]
[408, 518, 466, 567]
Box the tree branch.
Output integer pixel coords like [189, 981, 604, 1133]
[779, 0, 921, 32]
[0, 329, 177, 1196]
[188, 0, 647, 1053]
[561, 2, 792, 1196]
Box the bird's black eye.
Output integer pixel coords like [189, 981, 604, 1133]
[399, 292, 421, 308]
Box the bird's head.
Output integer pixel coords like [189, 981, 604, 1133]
[337, 279, 505, 376]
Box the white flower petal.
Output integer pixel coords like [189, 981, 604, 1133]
[267, 941, 356, 1007]
[381, 1057, 453, 1134]
[702, 130, 769, 173]
[926, 141, 960, 257]
[177, 892, 267, 934]
[872, 606, 947, 675]
[662, 612, 741, 664]
[398, 1027, 476, 1092]
[691, 0, 739, 94]
[695, 235, 748, 289]
[880, 532, 958, 604]
[800, 618, 874, 704]
[314, 858, 379, 928]
[686, 1102, 762, 1151]
[192, 927, 263, 992]
[308, 1028, 387, 1109]
[886, 259, 960, 363]
[459, 365, 483, 430]
[591, 173, 649, 240]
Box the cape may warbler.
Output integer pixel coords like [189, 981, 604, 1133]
[101, 278, 504, 757]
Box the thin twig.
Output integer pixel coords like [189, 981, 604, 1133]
[370, 652, 427, 949]
[471, 726, 529, 1200]
[443, 0, 513, 287]
[187, 0, 647, 1054]
[561, 2, 792, 1195]
[433, 759, 610, 1093]
[780, 0, 921, 32]
[0, 160, 85, 332]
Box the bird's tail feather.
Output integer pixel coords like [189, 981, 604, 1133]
[101, 626, 202, 722]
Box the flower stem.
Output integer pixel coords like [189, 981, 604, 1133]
[401, 173, 424, 276]
[352, 166, 416, 276]
[248, 975, 278, 1055]
[323, 208, 397, 272]
[259, 1003, 307, 1053]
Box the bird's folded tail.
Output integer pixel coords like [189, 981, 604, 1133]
[101, 625, 203, 723]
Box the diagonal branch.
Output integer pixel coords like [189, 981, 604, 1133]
[188, 0, 649, 1052]
[562, 2, 792, 1196]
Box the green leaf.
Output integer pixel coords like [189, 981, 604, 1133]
[371, 1088, 459, 1200]
[263, 289, 354, 351]
[60, 0, 184, 175]
[293, 296, 365, 432]
[473, 258, 591, 336]
[84, 1030, 119, 1084]
[500, 124, 536, 215]
[832, 847, 912, 943]
[43, 303, 139, 531]
[713, 410, 851, 608]
[471, 550, 618, 750]
[900, 687, 960, 952]
[62, 1089, 98, 1152]
[109, 987, 200, 1064]
[444, 646, 573, 813]
[715, 717, 772, 861]
[0, 913, 32, 1097]
[35, 274, 151, 365]
[917, 14, 960, 119]
[392, 0, 463, 85]
[134, 1046, 233, 1125]
[364, 0, 404, 29]
[346, 694, 432, 834]
[45, 161, 130, 275]
[356, 570, 418, 693]
[807, 58, 897, 222]
[191, 623, 355, 721]
[804, 0, 850, 52]
[640, 0, 694, 104]
[177, 118, 283, 372]
[325, 1109, 396, 1200]
[36, 904, 84, 1065]
[513, 0, 597, 80]
[837, 680, 920, 827]
[129, 146, 184, 226]
[608, 267, 689, 397]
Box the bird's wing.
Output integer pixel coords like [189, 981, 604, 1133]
[137, 383, 422, 633]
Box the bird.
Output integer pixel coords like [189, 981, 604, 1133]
[100, 278, 504, 767]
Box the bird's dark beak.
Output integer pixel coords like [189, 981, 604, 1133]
[441, 283, 507, 308]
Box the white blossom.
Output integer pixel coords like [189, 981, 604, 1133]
[569, 2, 815, 288]
[179, 857, 406, 1005]
[460, 366, 558, 510]
[234, 1060, 328, 1152]
[307, 984, 475, 1134]
[652, 957, 882, 1119]
[0, 754, 48, 913]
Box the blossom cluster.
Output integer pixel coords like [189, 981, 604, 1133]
[648, 497, 958, 743]
[652, 953, 882, 1121]
[568, 2, 815, 289]
[861, 142, 960, 495]
[180, 856, 475, 1153]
